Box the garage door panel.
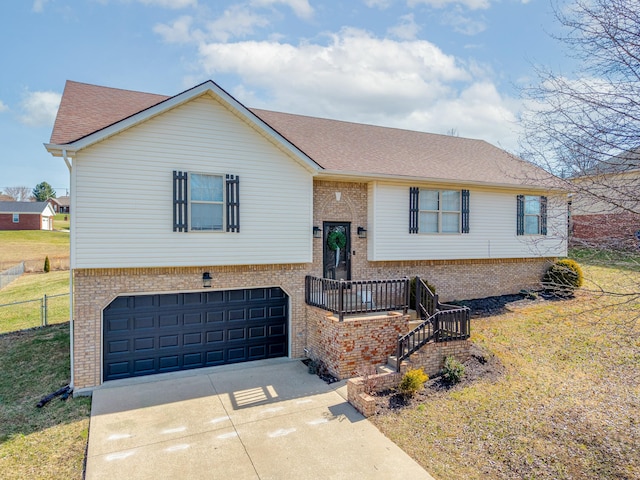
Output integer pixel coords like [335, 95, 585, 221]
[228, 309, 247, 321]
[184, 312, 204, 325]
[134, 315, 155, 330]
[159, 335, 179, 348]
[183, 332, 203, 346]
[103, 287, 288, 381]
[134, 337, 154, 351]
[206, 330, 224, 343]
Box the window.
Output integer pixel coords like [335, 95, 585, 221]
[12, 213, 19, 223]
[409, 188, 469, 234]
[190, 173, 224, 231]
[173, 171, 240, 233]
[517, 195, 547, 235]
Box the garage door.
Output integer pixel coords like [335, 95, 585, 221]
[103, 287, 288, 381]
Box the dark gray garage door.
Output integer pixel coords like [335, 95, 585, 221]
[103, 287, 288, 381]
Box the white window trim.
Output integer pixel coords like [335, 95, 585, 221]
[524, 195, 542, 235]
[12, 213, 19, 223]
[418, 189, 462, 234]
[189, 172, 225, 232]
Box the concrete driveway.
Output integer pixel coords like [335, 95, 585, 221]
[86, 358, 434, 479]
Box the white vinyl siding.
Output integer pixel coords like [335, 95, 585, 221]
[368, 183, 567, 261]
[71, 94, 313, 268]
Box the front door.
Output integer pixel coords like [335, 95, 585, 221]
[323, 222, 351, 280]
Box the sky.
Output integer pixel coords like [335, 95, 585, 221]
[0, 0, 570, 196]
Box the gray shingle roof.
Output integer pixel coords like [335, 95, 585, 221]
[49, 80, 560, 189]
[0, 201, 51, 214]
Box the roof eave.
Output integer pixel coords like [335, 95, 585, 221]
[316, 169, 567, 192]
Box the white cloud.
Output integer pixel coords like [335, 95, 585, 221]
[19, 91, 61, 127]
[137, 0, 197, 8]
[154, 15, 198, 43]
[408, 0, 490, 11]
[0, 100, 8, 113]
[442, 9, 486, 35]
[388, 14, 420, 40]
[363, 0, 394, 8]
[32, 0, 49, 13]
[250, 0, 314, 19]
[193, 28, 522, 150]
[207, 5, 270, 42]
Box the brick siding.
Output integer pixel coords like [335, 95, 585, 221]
[0, 213, 43, 230]
[72, 264, 308, 390]
[572, 212, 640, 249]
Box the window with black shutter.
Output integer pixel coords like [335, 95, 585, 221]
[517, 194, 547, 235]
[173, 171, 240, 233]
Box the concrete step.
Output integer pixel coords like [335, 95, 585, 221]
[376, 364, 396, 375]
[387, 355, 400, 370]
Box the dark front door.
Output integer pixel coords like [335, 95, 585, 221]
[323, 222, 351, 280]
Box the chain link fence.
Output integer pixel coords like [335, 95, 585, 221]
[0, 293, 70, 334]
[0, 262, 25, 290]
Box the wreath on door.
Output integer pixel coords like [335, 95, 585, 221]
[327, 230, 347, 251]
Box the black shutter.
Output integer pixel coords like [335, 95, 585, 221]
[173, 170, 188, 232]
[461, 189, 470, 234]
[409, 187, 420, 234]
[226, 174, 240, 233]
[540, 195, 548, 235]
[516, 194, 524, 235]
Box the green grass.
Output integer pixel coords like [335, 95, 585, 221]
[0, 230, 69, 272]
[0, 323, 91, 479]
[371, 263, 640, 480]
[0, 271, 69, 333]
[570, 246, 640, 272]
[53, 213, 70, 231]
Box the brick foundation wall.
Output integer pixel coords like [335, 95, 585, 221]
[347, 372, 402, 417]
[346, 339, 471, 417]
[72, 264, 308, 390]
[572, 213, 640, 249]
[306, 305, 409, 379]
[401, 339, 471, 378]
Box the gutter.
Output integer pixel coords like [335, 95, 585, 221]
[63, 149, 74, 391]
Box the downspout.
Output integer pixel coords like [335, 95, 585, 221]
[63, 149, 74, 391]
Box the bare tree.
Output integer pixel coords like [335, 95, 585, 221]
[520, 0, 639, 332]
[3, 186, 32, 202]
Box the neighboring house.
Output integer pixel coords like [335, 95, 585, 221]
[570, 150, 640, 248]
[45, 80, 567, 393]
[0, 201, 55, 231]
[49, 196, 70, 214]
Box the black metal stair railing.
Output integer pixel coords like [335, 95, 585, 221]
[395, 277, 470, 371]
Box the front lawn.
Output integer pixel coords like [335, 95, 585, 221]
[0, 230, 69, 272]
[0, 323, 91, 479]
[371, 263, 639, 479]
[0, 271, 70, 333]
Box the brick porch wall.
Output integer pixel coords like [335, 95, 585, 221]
[72, 264, 308, 390]
[306, 305, 409, 379]
[400, 339, 471, 378]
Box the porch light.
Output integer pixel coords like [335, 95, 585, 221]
[357, 226, 367, 239]
[202, 272, 212, 288]
[313, 226, 322, 238]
